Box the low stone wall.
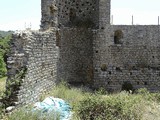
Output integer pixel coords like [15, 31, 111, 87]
[5, 29, 59, 106]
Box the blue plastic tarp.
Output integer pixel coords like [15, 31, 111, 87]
[33, 97, 72, 120]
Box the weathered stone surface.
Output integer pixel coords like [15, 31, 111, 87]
[93, 25, 160, 92]
[58, 28, 93, 85]
[5, 29, 59, 106]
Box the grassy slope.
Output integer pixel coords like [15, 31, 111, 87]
[2, 82, 160, 120]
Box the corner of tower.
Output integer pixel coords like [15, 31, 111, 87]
[99, 0, 111, 29]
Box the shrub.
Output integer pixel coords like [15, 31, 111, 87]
[96, 87, 107, 95]
[0, 35, 11, 78]
[76, 95, 109, 120]
[136, 88, 155, 102]
[151, 93, 160, 102]
[138, 89, 160, 103]
[136, 88, 150, 95]
[0, 101, 5, 119]
[0, 55, 7, 78]
[76, 92, 143, 120]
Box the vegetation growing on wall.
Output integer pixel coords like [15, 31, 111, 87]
[101, 64, 107, 71]
[4, 67, 27, 107]
[0, 34, 11, 78]
[114, 30, 123, 44]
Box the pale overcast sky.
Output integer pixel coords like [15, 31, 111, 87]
[0, 0, 160, 31]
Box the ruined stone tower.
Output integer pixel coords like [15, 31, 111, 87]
[4, 0, 160, 106]
[41, 0, 110, 30]
[40, 0, 111, 85]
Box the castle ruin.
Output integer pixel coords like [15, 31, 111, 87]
[4, 0, 160, 106]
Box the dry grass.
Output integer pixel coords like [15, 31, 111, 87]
[2, 81, 160, 120]
[0, 77, 6, 97]
[142, 101, 160, 120]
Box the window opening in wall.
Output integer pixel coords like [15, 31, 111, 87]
[108, 81, 110, 85]
[101, 27, 105, 29]
[114, 30, 123, 44]
[144, 82, 148, 85]
[69, 8, 76, 22]
[116, 67, 122, 72]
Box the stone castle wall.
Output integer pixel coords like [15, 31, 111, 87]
[93, 25, 160, 92]
[3, 0, 160, 107]
[41, 0, 110, 29]
[99, 0, 110, 28]
[57, 0, 99, 28]
[5, 29, 59, 106]
[41, 0, 58, 30]
[58, 28, 93, 85]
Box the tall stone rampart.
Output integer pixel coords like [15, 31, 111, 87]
[5, 29, 58, 106]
